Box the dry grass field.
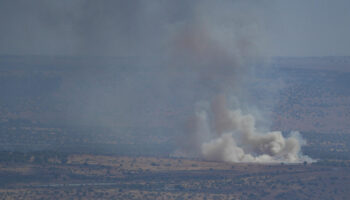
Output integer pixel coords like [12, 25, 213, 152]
[0, 154, 349, 200]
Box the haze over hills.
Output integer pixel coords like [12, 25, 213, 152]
[0, 55, 349, 160]
[0, 55, 350, 199]
[1, 0, 350, 199]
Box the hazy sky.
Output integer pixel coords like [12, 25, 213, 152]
[268, 0, 350, 57]
[0, 0, 349, 57]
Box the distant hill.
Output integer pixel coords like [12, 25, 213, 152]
[0, 55, 349, 158]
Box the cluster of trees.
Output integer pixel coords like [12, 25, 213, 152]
[0, 151, 68, 164]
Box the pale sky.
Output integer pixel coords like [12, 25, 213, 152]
[266, 0, 350, 57]
[0, 0, 349, 57]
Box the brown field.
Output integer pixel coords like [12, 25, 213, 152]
[0, 154, 349, 200]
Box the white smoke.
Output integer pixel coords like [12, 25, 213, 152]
[198, 95, 312, 163]
[170, 1, 312, 163]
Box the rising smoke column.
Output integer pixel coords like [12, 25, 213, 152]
[200, 95, 310, 163]
[4, 0, 311, 163]
[172, 1, 312, 163]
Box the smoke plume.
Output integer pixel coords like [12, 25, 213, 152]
[0, 1, 312, 162]
[170, 1, 312, 163]
[199, 95, 310, 163]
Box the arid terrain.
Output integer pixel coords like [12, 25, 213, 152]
[0, 56, 350, 199]
[1, 0, 350, 199]
[0, 153, 349, 200]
